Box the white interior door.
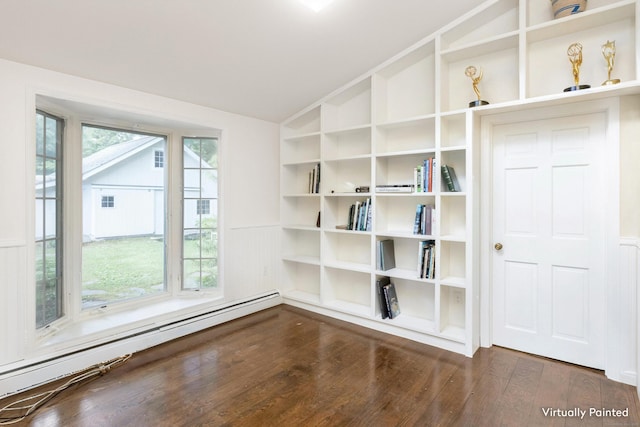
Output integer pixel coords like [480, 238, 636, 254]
[492, 112, 606, 369]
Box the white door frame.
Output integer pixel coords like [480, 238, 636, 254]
[479, 98, 622, 381]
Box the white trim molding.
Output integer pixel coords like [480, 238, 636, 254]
[619, 237, 639, 386]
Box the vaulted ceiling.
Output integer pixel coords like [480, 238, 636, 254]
[0, 0, 487, 123]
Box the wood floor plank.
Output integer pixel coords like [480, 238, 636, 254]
[2, 305, 639, 427]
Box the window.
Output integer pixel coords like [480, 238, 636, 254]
[196, 200, 210, 215]
[101, 195, 115, 208]
[34, 97, 222, 336]
[35, 111, 64, 329]
[82, 125, 166, 308]
[183, 137, 218, 290]
[154, 150, 164, 168]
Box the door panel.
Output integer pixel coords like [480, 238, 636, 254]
[492, 113, 606, 369]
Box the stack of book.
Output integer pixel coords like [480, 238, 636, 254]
[308, 163, 321, 193]
[414, 157, 436, 193]
[418, 240, 436, 279]
[413, 204, 435, 235]
[377, 276, 401, 319]
[346, 198, 372, 231]
[376, 239, 396, 271]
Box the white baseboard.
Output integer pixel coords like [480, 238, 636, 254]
[0, 291, 282, 398]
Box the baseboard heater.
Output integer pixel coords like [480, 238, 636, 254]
[0, 291, 282, 398]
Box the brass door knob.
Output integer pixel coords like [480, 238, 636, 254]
[494, 243, 503, 251]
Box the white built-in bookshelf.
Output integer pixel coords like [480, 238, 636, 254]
[280, 0, 639, 356]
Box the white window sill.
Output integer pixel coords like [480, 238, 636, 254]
[37, 293, 225, 351]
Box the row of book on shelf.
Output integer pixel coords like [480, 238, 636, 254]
[374, 163, 460, 194]
[413, 204, 435, 236]
[377, 238, 436, 280]
[308, 163, 320, 194]
[336, 198, 372, 231]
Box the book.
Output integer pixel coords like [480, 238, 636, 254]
[377, 276, 391, 319]
[375, 184, 414, 193]
[441, 165, 461, 192]
[379, 239, 396, 271]
[413, 204, 435, 235]
[417, 240, 436, 279]
[382, 282, 401, 319]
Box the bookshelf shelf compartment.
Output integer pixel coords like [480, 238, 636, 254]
[439, 241, 466, 280]
[324, 78, 372, 132]
[325, 232, 371, 268]
[439, 285, 466, 342]
[323, 195, 372, 230]
[324, 158, 371, 194]
[281, 197, 320, 229]
[441, 0, 518, 51]
[376, 153, 436, 190]
[375, 42, 436, 123]
[283, 228, 320, 264]
[324, 267, 371, 314]
[375, 196, 436, 236]
[380, 278, 435, 330]
[526, 14, 636, 99]
[282, 134, 321, 165]
[324, 126, 371, 160]
[375, 116, 436, 155]
[282, 261, 321, 302]
[283, 106, 321, 138]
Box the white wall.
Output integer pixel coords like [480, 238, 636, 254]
[0, 59, 281, 384]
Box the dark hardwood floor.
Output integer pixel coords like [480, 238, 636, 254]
[2, 305, 639, 426]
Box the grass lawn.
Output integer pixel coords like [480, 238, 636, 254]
[82, 236, 215, 306]
[82, 237, 167, 304]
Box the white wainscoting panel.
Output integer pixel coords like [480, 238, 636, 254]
[225, 225, 282, 300]
[0, 246, 27, 368]
[619, 238, 639, 386]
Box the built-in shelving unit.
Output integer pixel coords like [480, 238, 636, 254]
[280, 0, 639, 356]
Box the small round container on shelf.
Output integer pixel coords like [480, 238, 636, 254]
[550, 0, 587, 19]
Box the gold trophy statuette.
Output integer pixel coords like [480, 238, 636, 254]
[602, 40, 620, 85]
[564, 42, 590, 92]
[465, 66, 489, 107]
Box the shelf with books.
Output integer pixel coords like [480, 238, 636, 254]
[375, 116, 436, 155]
[377, 277, 436, 332]
[282, 261, 321, 304]
[323, 157, 371, 194]
[324, 126, 371, 160]
[439, 285, 466, 342]
[324, 232, 371, 271]
[374, 42, 436, 123]
[439, 149, 466, 193]
[323, 195, 372, 231]
[375, 152, 436, 193]
[324, 78, 372, 132]
[374, 195, 436, 236]
[323, 267, 372, 316]
[282, 161, 321, 195]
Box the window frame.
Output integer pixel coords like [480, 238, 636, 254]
[32, 97, 223, 341]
